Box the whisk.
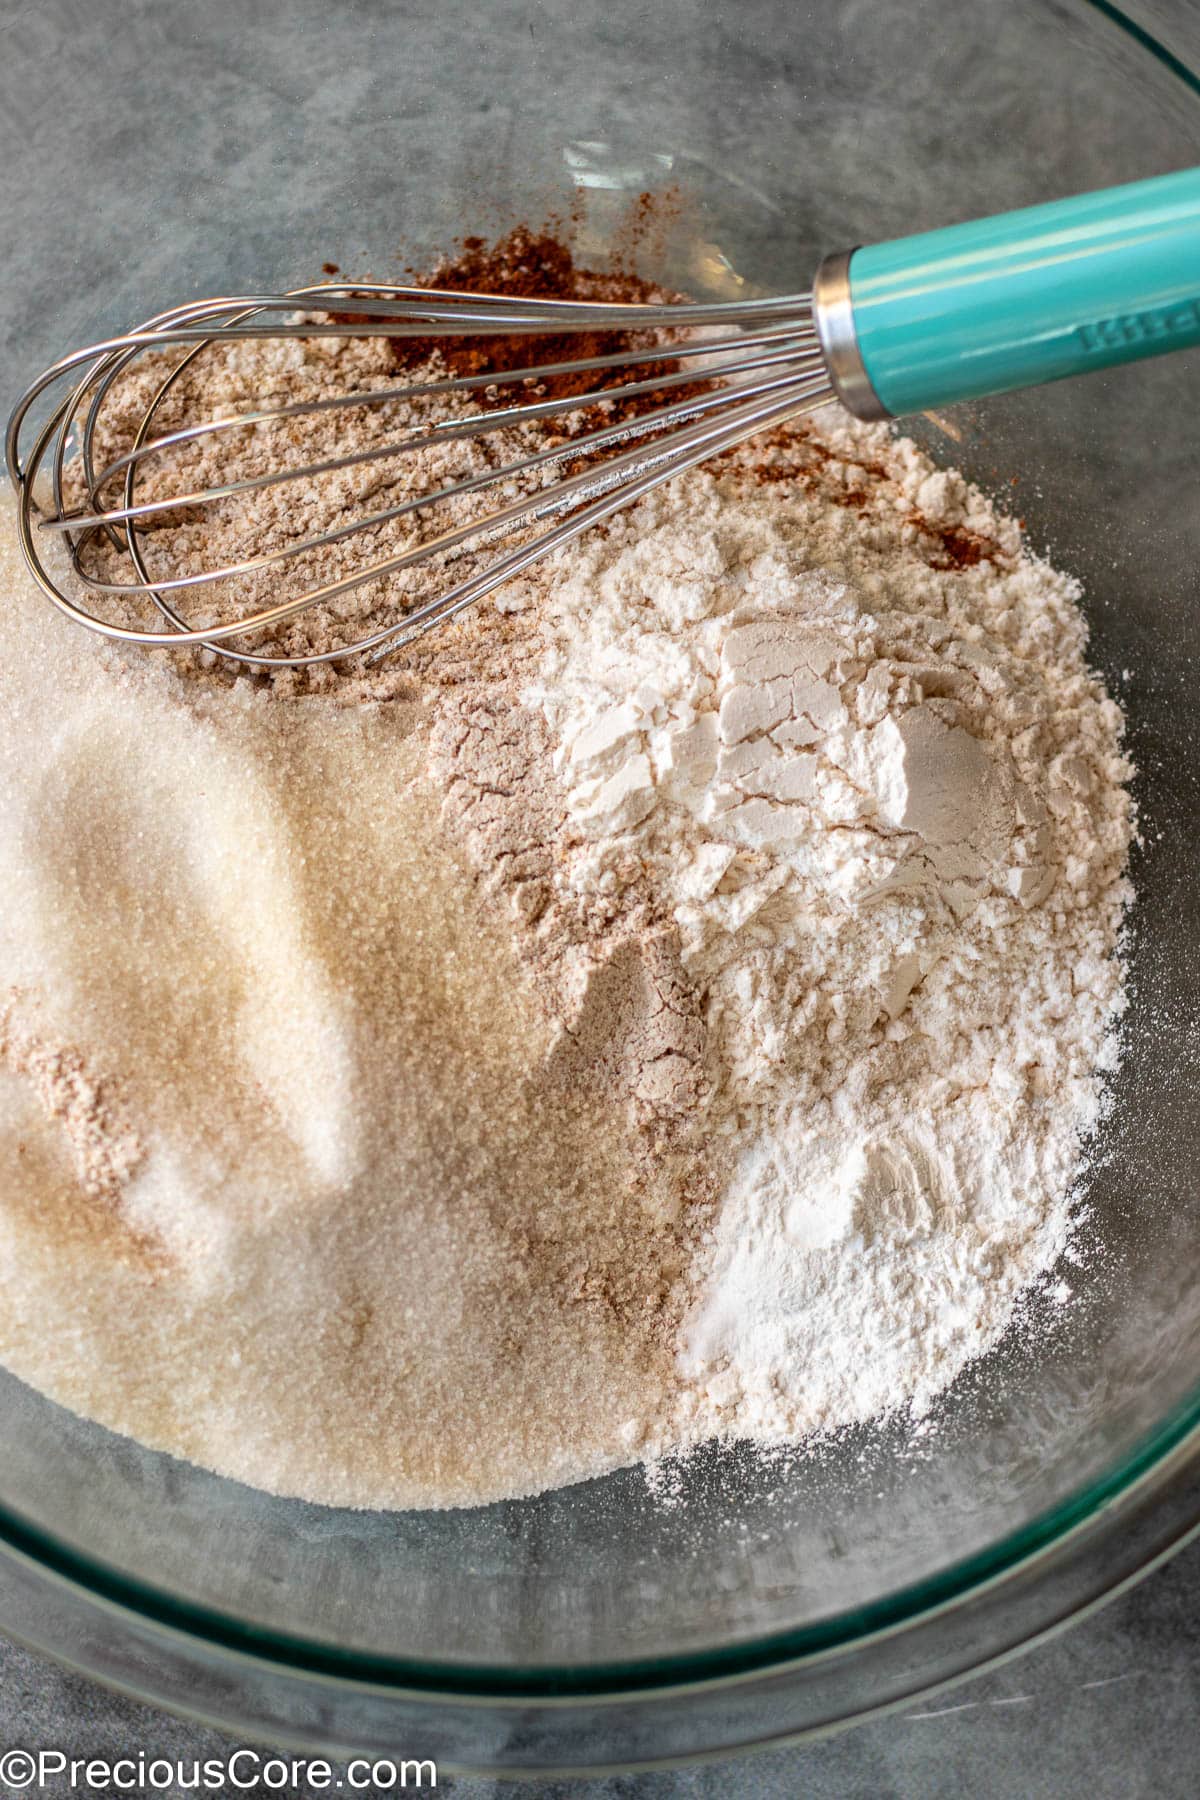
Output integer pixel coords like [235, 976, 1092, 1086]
[8, 165, 1200, 671]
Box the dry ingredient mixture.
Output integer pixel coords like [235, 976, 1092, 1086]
[0, 231, 1133, 1508]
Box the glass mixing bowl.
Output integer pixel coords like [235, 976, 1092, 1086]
[3, 0, 1200, 1774]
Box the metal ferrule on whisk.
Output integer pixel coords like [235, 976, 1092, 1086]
[810, 250, 890, 422]
[8, 163, 1200, 668]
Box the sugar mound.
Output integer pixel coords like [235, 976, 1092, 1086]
[0, 364, 1133, 1507]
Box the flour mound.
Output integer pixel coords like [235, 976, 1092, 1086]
[0, 316, 1133, 1507]
[524, 416, 1132, 1446]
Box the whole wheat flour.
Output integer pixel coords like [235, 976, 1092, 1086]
[0, 246, 1133, 1505]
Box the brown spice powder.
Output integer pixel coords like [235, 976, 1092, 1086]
[737, 425, 1008, 570]
[0, 995, 145, 1209]
[56, 227, 731, 1407]
[336, 222, 714, 431]
[9, 221, 1105, 1509]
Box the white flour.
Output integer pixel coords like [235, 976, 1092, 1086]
[526, 412, 1132, 1444]
[0, 330, 1133, 1505]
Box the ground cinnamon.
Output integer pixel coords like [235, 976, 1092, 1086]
[736, 424, 1006, 570]
[335, 221, 713, 433]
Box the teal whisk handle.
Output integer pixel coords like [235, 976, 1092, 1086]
[812, 165, 1200, 418]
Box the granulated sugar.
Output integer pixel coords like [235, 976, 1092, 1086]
[0, 259, 1133, 1507]
[0, 519, 699, 1506]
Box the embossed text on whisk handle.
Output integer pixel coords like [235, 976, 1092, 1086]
[1076, 297, 1200, 351]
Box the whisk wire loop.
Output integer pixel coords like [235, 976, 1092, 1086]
[6, 283, 828, 669]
